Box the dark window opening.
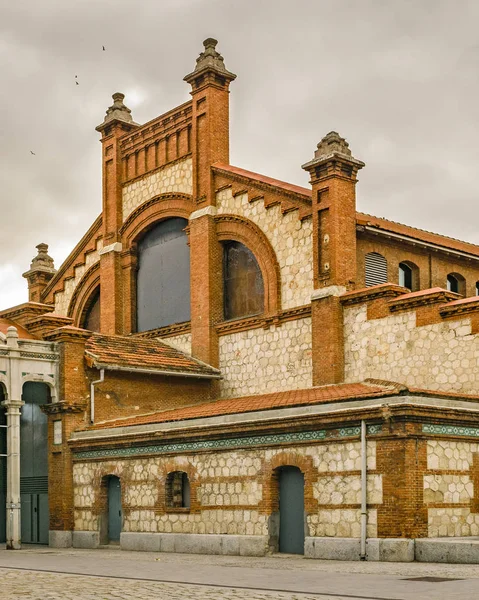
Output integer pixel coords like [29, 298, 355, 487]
[223, 241, 264, 320]
[136, 218, 190, 332]
[166, 471, 190, 509]
[475, 281, 479, 296]
[446, 273, 465, 295]
[398, 261, 419, 291]
[82, 288, 100, 332]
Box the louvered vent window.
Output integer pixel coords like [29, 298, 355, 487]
[365, 252, 388, 287]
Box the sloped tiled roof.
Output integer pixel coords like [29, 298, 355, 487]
[85, 333, 221, 379]
[90, 381, 403, 429]
[0, 318, 37, 340]
[357, 212, 479, 258]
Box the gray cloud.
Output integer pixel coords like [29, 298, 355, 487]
[1, 0, 478, 307]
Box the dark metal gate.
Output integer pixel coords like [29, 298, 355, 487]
[279, 466, 305, 555]
[108, 476, 122, 542]
[20, 382, 49, 544]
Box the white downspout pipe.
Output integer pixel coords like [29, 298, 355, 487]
[90, 369, 104, 424]
[360, 419, 368, 560]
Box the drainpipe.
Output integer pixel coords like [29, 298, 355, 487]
[360, 419, 368, 560]
[90, 369, 104, 423]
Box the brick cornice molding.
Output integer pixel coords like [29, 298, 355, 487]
[388, 288, 460, 313]
[120, 193, 194, 245]
[42, 401, 86, 415]
[340, 283, 407, 306]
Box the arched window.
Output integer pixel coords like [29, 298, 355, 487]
[475, 281, 479, 296]
[223, 241, 264, 320]
[82, 287, 100, 332]
[398, 261, 419, 292]
[447, 273, 465, 295]
[166, 471, 190, 509]
[136, 218, 190, 332]
[365, 252, 388, 287]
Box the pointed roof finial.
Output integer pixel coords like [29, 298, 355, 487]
[96, 92, 138, 132]
[184, 38, 236, 86]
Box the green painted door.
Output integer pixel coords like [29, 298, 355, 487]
[279, 466, 305, 554]
[0, 398, 6, 544]
[108, 476, 121, 542]
[20, 382, 49, 544]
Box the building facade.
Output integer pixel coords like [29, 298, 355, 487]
[2, 38, 479, 562]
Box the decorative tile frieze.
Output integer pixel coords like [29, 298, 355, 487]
[423, 423, 479, 438]
[74, 424, 381, 460]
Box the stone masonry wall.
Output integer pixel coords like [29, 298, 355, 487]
[159, 333, 192, 356]
[344, 304, 479, 394]
[218, 318, 312, 398]
[425, 440, 479, 537]
[53, 239, 103, 316]
[122, 158, 193, 221]
[216, 188, 313, 310]
[72, 440, 379, 539]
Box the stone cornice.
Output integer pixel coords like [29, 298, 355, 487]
[43, 326, 92, 343]
[216, 305, 311, 336]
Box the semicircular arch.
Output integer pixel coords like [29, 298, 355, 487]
[120, 193, 194, 247]
[67, 263, 100, 326]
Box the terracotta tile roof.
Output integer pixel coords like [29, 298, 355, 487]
[0, 318, 37, 340]
[85, 333, 221, 379]
[357, 212, 479, 258]
[212, 165, 479, 258]
[90, 381, 403, 429]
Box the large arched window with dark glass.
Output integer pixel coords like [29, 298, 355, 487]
[82, 288, 100, 332]
[223, 241, 264, 320]
[137, 218, 190, 332]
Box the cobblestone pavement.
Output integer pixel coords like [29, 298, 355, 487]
[0, 568, 342, 600]
[1, 548, 479, 600]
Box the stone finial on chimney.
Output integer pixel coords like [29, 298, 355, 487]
[184, 38, 236, 87]
[22, 243, 57, 303]
[302, 131, 365, 174]
[29, 243, 55, 273]
[95, 93, 137, 133]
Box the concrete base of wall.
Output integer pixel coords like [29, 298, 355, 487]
[120, 533, 268, 557]
[304, 537, 414, 562]
[49, 531, 73, 548]
[72, 531, 100, 549]
[415, 537, 479, 564]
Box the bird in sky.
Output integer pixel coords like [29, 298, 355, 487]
[102, 45, 106, 51]
[30, 151, 35, 155]
[76, 81, 79, 85]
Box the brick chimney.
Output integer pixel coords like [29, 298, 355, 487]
[22, 243, 56, 302]
[185, 38, 236, 368]
[96, 93, 139, 334]
[302, 133, 365, 385]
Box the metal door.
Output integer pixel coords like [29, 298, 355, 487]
[279, 466, 305, 554]
[20, 383, 49, 544]
[108, 476, 122, 542]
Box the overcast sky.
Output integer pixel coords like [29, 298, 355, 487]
[1, 0, 478, 308]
